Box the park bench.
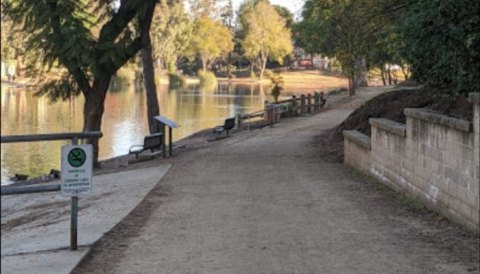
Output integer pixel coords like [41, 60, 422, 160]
[129, 132, 163, 159]
[213, 117, 236, 135]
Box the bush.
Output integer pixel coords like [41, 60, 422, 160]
[198, 70, 217, 91]
[270, 73, 284, 103]
[168, 73, 185, 89]
[263, 69, 273, 78]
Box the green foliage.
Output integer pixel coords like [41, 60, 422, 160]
[185, 16, 234, 71]
[296, 0, 374, 85]
[34, 74, 82, 102]
[263, 69, 273, 78]
[273, 5, 293, 29]
[401, 0, 480, 94]
[296, 0, 479, 94]
[168, 73, 185, 88]
[270, 73, 284, 102]
[3, 0, 157, 98]
[151, 0, 192, 73]
[198, 70, 217, 91]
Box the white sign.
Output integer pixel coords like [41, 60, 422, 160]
[61, 144, 93, 196]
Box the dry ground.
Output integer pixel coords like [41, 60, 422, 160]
[73, 86, 479, 274]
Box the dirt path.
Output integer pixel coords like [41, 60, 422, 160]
[74, 87, 479, 274]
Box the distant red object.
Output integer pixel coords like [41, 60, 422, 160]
[298, 59, 313, 67]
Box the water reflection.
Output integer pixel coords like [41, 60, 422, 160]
[1, 82, 273, 184]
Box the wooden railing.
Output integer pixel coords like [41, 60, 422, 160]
[237, 92, 326, 128]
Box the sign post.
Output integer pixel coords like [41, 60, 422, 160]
[61, 138, 93, 250]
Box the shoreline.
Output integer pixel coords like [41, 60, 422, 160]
[1, 86, 355, 187]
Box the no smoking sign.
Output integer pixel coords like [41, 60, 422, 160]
[61, 145, 93, 196]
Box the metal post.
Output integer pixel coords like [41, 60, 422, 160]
[71, 137, 78, 251]
[169, 127, 173, 156]
[71, 196, 78, 250]
[162, 124, 167, 158]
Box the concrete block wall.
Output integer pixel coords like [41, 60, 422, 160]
[344, 130, 371, 174]
[343, 92, 479, 233]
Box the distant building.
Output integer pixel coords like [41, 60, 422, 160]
[292, 47, 331, 69]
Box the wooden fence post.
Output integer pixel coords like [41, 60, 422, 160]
[264, 100, 270, 123]
[300, 95, 306, 115]
[292, 95, 297, 116]
[307, 94, 312, 113]
[314, 92, 320, 112]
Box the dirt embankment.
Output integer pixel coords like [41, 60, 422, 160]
[316, 87, 473, 163]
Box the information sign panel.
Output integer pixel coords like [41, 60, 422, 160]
[61, 144, 93, 196]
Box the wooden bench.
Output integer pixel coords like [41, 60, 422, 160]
[129, 133, 163, 159]
[213, 117, 236, 135]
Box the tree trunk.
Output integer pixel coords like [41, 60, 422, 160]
[226, 53, 232, 79]
[380, 66, 387, 86]
[141, 43, 160, 134]
[401, 64, 409, 80]
[201, 56, 207, 72]
[348, 74, 356, 96]
[355, 57, 368, 87]
[83, 78, 111, 166]
[387, 65, 392, 85]
[259, 52, 267, 80]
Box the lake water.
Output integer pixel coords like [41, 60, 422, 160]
[1, 82, 295, 184]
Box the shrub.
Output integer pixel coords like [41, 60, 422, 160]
[198, 70, 217, 91]
[263, 69, 273, 78]
[270, 73, 284, 103]
[168, 73, 185, 89]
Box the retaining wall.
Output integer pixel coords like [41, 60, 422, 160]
[343, 92, 479, 233]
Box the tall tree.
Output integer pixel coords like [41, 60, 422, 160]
[151, 0, 192, 73]
[189, 0, 230, 19]
[4, 0, 158, 163]
[273, 5, 293, 29]
[142, 8, 160, 134]
[401, 0, 480, 94]
[185, 16, 233, 72]
[220, 0, 235, 78]
[295, 0, 374, 95]
[241, 1, 293, 79]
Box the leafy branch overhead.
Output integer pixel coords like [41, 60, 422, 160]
[3, 0, 157, 98]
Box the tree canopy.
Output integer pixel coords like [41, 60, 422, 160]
[185, 16, 234, 72]
[401, 0, 480, 94]
[3, 0, 158, 162]
[295, 0, 480, 95]
[151, 0, 192, 73]
[241, 1, 292, 79]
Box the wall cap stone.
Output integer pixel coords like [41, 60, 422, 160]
[369, 118, 406, 137]
[343, 130, 371, 150]
[404, 108, 472, 132]
[469, 92, 480, 104]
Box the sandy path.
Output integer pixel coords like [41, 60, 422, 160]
[74, 87, 479, 274]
